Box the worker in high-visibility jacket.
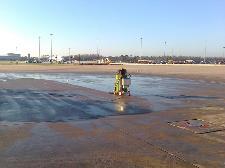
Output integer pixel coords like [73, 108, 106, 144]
[114, 68, 131, 96]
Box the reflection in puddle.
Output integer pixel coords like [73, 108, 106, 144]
[115, 100, 126, 113]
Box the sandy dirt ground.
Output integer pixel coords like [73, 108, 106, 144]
[0, 65, 225, 168]
[0, 64, 225, 82]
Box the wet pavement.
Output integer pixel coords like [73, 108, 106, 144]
[0, 88, 151, 122]
[0, 79, 151, 122]
[0, 75, 225, 168]
[1, 72, 225, 111]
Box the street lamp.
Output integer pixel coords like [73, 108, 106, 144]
[50, 33, 54, 63]
[79, 54, 81, 65]
[68, 48, 75, 63]
[164, 41, 167, 57]
[223, 47, 225, 57]
[140, 37, 143, 57]
[38, 36, 41, 60]
[204, 41, 207, 63]
[69, 48, 71, 63]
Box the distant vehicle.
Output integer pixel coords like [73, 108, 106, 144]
[160, 60, 167, 64]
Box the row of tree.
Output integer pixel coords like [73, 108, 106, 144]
[62, 54, 225, 64]
[64, 54, 225, 64]
[22, 54, 225, 64]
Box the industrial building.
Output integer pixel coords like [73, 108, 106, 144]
[0, 53, 21, 61]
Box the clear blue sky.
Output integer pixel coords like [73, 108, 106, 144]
[0, 0, 224, 57]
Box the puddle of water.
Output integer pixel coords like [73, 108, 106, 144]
[0, 89, 150, 122]
[0, 73, 224, 112]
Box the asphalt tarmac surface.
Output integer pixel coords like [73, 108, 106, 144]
[0, 78, 224, 168]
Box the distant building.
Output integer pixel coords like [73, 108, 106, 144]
[0, 53, 21, 61]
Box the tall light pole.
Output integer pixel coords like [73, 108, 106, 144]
[69, 48, 71, 63]
[204, 40, 207, 63]
[223, 47, 225, 57]
[164, 41, 167, 57]
[140, 37, 143, 57]
[79, 54, 81, 65]
[38, 36, 41, 60]
[97, 47, 99, 59]
[50, 33, 53, 63]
